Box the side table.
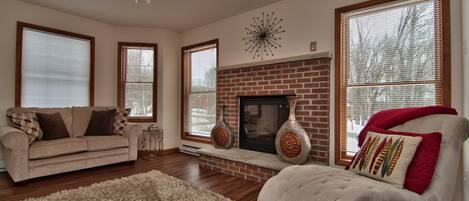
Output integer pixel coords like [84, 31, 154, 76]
[139, 126, 163, 160]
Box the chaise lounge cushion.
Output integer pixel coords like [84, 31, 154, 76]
[81, 136, 129, 151]
[259, 165, 424, 201]
[259, 114, 469, 201]
[29, 138, 87, 159]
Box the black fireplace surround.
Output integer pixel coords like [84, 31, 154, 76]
[239, 96, 289, 154]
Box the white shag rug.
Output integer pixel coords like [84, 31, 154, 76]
[24, 170, 232, 201]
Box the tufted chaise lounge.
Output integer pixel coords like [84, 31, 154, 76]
[258, 114, 469, 201]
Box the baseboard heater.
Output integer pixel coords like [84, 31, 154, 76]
[179, 144, 201, 156]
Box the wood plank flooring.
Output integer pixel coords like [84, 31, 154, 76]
[0, 152, 264, 201]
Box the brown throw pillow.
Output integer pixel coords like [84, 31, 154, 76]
[36, 113, 70, 140]
[85, 109, 116, 136]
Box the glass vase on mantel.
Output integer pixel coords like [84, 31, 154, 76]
[275, 96, 311, 164]
[210, 105, 233, 149]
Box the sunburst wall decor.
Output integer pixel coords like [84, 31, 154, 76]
[243, 12, 285, 60]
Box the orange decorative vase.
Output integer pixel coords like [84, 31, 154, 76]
[210, 105, 233, 149]
[275, 96, 311, 164]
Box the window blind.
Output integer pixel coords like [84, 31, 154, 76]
[338, 0, 445, 155]
[21, 28, 91, 107]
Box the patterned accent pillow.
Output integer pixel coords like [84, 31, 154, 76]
[367, 127, 442, 194]
[6, 112, 43, 144]
[114, 108, 131, 136]
[349, 131, 422, 188]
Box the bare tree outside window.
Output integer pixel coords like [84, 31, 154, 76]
[188, 48, 217, 136]
[345, 1, 437, 154]
[119, 44, 157, 121]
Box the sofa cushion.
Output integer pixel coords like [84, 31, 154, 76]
[72, 107, 116, 137]
[114, 108, 131, 136]
[71, 107, 93, 137]
[6, 112, 43, 144]
[34, 108, 73, 137]
[36, 112, 70, 140]
[29, 138, 87, 159]
[85, 109, 116, 136]
[81, 135, 129, 151]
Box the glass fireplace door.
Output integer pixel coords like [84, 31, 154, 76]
[239, 96, 289, 154]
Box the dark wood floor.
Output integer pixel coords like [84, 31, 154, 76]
[0, 152, 263, 201]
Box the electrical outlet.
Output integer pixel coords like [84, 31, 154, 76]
[310, 41, 317, 52]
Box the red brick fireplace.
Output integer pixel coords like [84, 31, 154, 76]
[216, 54, 331, 163]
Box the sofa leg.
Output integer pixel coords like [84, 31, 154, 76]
[14, 180, 27, 186]
[128, 160, 136, 165]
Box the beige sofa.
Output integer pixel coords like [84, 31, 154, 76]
[0, 107, 142, 182]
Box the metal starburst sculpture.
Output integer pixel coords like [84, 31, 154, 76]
[243, 12, 285, 60]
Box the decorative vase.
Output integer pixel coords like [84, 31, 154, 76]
[275, 96, 311, 164]
[210, 105, 233, 149]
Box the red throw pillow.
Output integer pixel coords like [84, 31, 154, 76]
[367, 127, 442, 194]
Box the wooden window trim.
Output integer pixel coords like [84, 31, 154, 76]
[334, 0, 451, 166]
[181, 39, 219, 144]
[15, 21, 95, 107]
[117, 42, 158, 123]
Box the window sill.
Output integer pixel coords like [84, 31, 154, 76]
[335, 152, 353, 166]
[129, 117, 157, 123]
[182, 132, 212, 144]
[335, 158, 352, 166]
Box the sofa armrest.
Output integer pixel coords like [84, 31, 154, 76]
[0, 126, 29, 182]
[127, 123, 143, 161]
[0, 126, 29, 151]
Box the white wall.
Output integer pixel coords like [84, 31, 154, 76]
[112, 27, 182, 150]
[463, 0, 469, 119]
[0, 0, 465, 179]
[183, 0, 361, 67]
[462, 0, 469, 199]
[181, 0, 464, 165]
[0, 0, 182, 150]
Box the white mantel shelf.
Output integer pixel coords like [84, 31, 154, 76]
[217, 51, 332, 71]
[198, 148, 323, 171]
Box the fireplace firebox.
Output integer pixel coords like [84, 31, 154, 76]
[239, 96, 289, 154]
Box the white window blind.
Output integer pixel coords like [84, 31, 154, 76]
[21, 27, 91, 107]
[341, 0, 442, 154]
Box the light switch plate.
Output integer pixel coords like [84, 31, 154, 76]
[310, 41, 317, 52]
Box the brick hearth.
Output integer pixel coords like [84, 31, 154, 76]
[199, 154, 278, 183]
[216, 56, 331, 163]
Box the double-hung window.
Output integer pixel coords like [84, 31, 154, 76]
[16, 22, 94, 107]
[181, 40, 218, 143]
[335, 0, 450, 165]
[118, 42, 157, 122]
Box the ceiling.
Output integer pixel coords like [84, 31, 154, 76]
[21, 0, 283, 32]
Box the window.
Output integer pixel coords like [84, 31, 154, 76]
[335, 0, 450, 165]
[117, 42, 157, 122]
[16, 22, 94, 107]
[181, 39, 218, 143]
